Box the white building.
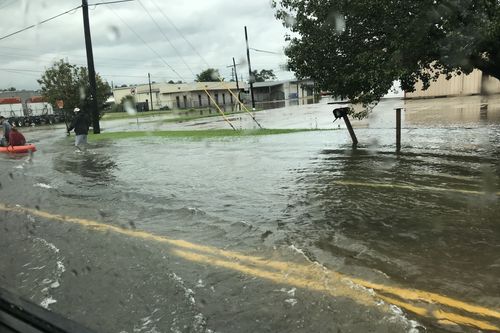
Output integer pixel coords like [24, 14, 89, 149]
[113, 81, 244, 110]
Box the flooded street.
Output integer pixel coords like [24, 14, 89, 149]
[1, 96, 500, 333]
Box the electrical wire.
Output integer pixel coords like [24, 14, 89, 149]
[105, 4, 183, 80]
[148, 0, 262, 128]
[0, 5, 82, 41]
[136, 0, 237, 130]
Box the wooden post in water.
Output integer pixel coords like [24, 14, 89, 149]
[332, 106, 358, 146]
[396, 108, 402, 151]
[343, 114, 358, 146]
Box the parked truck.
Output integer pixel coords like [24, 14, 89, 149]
[0, 96, 61, 127]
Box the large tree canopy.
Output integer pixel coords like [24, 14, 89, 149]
[273, 0, 500, 104]
[38, 59, 110, 114]
[195, 68, 223, 82]
[251, 69, 277, 82]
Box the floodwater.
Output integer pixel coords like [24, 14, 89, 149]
[1, 96, 499, 333]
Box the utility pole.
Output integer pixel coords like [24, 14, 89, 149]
[227, 57, 241, 110]
[244, 26, 256, 110]
[82, 0, 100, 134]
[148, 73, 153, 111]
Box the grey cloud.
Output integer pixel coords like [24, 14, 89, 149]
[0, 0, 293, 89]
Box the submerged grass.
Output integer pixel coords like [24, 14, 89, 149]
[89, 129, 324, 141]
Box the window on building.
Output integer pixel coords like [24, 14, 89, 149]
[183, 95, 187, 108]
[230, 94, 233, 104]
[215, 93, 219, 104]
[198, 94, 202, 107]
[176, 96, 180, 108]
[222, 93, 226, 105]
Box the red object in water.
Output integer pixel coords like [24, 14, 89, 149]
[0, 144, 36, 153]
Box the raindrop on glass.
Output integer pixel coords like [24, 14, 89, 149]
[210, 71, 219, 81]
[334, 13, 346, 34]
[124, 100, 137, 115]
[79, 86, 86, 101]
[106, 25, 120, 42]
[284, 13, 296, 28]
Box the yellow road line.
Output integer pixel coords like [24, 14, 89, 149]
[348, 277, 500, 320]
[433, 310, 500, 331]
[333, 180, 500, 196]
[1, 203, 499, 331]
[172, 249, 377, 307]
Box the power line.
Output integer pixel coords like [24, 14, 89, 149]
[0, 5, 82, 42]
[149, 0, 211, 68]
[88, 0, 134, 6]
[137, 0, 195, 76]
[105, 4, 184, 80]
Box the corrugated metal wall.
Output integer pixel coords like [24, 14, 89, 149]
[405, 70, 500, 98]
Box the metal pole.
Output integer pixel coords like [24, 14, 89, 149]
[82, 0, 100, 134]
[148, 72, 153, 111]
[396, 108, 401, 151]
[232, 57, 240, 111]
[244, 26, 256, 110]
[342, 114, 358, 146]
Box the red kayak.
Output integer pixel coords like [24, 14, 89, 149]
[0, 144, 37, 153]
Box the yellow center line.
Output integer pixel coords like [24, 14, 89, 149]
[172, 249, 378, 307]
[1, 202, 499, 331]
[333, 180, 500, 196]
[433, 310, 500, 331]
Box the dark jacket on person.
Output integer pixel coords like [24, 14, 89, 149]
[68, 112, 89, 135]
[8, 130, 26, 146]
[2, 120, 11, 141]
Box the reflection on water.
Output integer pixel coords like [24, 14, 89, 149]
[282, 143, 500, 314]
[404, 95, 500, 126]
[52, 148, 117, 184]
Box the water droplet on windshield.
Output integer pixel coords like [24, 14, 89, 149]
[326, 11, 346, 34]
[283, 13, 296, 28]
[334, 13, 346, 33]
[210, 71, 219, 81]
[124, 100, 137, 115]
[106, 25, 120, 42]
[79, 86, 86, 101]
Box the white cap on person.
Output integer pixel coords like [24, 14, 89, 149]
[74, 107, 80, 113]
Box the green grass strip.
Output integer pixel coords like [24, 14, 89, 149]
[101, 110, 172, 120]
[89, 129, 323, 141]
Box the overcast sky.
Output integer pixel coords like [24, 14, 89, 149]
[0, 0, 294, 90]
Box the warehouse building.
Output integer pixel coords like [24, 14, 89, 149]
[405, 69, 500, 98]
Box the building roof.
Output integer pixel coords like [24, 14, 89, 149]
[252, 80, 292, 88]
[252, 79, 314, 88]
[113, 81, 245, 95]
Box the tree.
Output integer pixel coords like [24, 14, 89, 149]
[251, 69, 277, 82]
[195, 68, 223, 82]
[37, 59, 111, 115]
[273, 0, 500, 106]
[168, 80, 175, 84]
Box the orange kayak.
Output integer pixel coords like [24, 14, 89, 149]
[0, 144, 37, 153]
